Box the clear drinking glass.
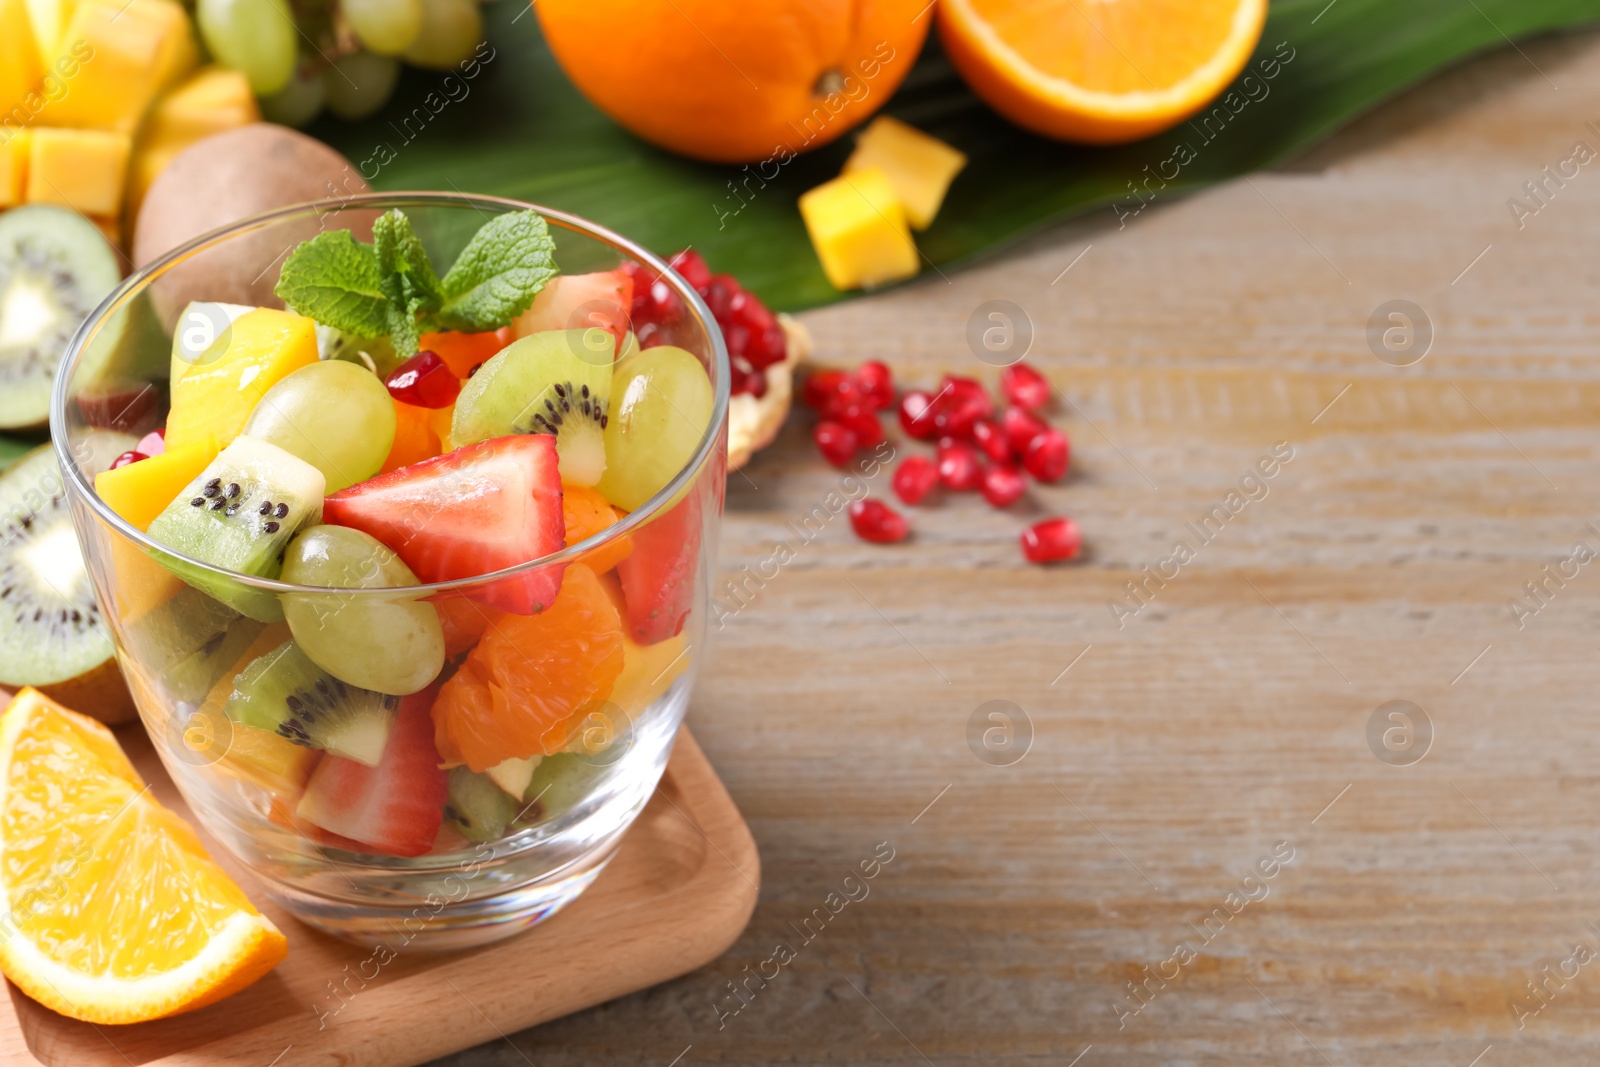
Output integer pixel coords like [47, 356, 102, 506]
[48, 193, 728, 949]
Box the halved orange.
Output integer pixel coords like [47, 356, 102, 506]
[938, 0, 1268, 143]
[0, 689, 287, 1024]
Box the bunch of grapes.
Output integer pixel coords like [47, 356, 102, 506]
[194, 0, 490, 126]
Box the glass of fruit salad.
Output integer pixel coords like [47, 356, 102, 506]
[48, 193, 729, 949]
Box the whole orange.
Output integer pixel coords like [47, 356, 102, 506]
[536, 0, 932, 164]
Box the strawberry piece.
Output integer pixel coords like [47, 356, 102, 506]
[295, 687, 448, 858]
[617, 491, 701, 645]
[323, 436, 567, 615]
[513, 270, 635, 355]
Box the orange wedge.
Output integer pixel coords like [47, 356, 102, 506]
[938, 0, 1268, 143]
[0, 688, 287, 1024]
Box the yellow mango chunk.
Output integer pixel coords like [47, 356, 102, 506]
[843, 116, 968, 231]
[0, 128, 30, 206]
[23, 0, 78, 68]
[94, 437, 219, 531]
[25, 127, 131, 217]
[0, 0, 44, 116]
[38, 0, 193, 132]
[129, 67, 258, 214]
[165, 309, 319, 451]
[799, 166, 920, 291]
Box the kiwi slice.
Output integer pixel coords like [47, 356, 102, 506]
[444, 766, 520, 842]
[0, 206, 127, 430]
[222, 639, 397, 765]
[450, 330, 612, 486]
[146, 435, 325, 622]
[121, 587, 264, 706]
[518, 752, 603, 823]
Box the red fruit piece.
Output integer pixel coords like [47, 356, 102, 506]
[1023, 429, 1070, 482]
[1021, 517, 1082, 564]
[970, 418, 1010, 464]
[1001, 363, 1051, 411]
[110, 450, 146, 470]
[422, 328, 514, 379]
[617, 491, 702, 644]
[385, 350, 461, 409]
[836, 402, 884, 447]
[1001, 405, 1049, 458]
[667, 248, 712, 292]
[849, 499, 908, 543]
[295, 686, 447, 858]
[702, 274, 738, 321]
[892, 455, 938, 505]
[937, 439, 983, 490]
[814, 420, 859, 466]
[899, 390, 938, 440]
[323, 435, 567, 615]
[933, 391, 992, 440]
[802, 369, 850, 411]
[744, 323, 789, 370]
[135, 428, 166, 457]
[76, 383, 161, 433]
[515, 270, 635, 355]
[855, 361, 893, 410]
[982, 464, 1026, 508]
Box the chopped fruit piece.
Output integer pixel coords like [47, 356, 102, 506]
[129, 66, 259, 214]
[595, 345, 714, 512]
[1021, 517, 1082, 564]
[136, 428, 167, 456]
[296, 685, 447, 857]
[422, 327, 514, 379]
[95, 435, 219, 530]
[1001, 362, 1050, 411]
[0, 0, 43, 121]
[899, 389, 938, 439]
[855, 361, 894, 410]
[165, 307, 319, 451]
[40, 0, 196, 132]
[1023, 428, 1070, 482]
[598, 574, 690, 713]
[25, 128, 132, 217]
[799, 166, 920, 291]
[0, 688, 287, 1024]
[814, 419, 858, 467]
[111, 450, 145, 469]
[323, 435, 567, 616]
[445, 765, 517, 841]
[432, 564, 624, 770]
[513, 269, 634, 357]
[849, 498, 909, 543]
[0, 128, 30, 207]
[1001, 404, 1049, 457]
[213, 720, 319, 799]
[381, 400, 443, 474]
[433, 597, 497, 658]
[843, 116, 968, 230]
[486, 755, 538, 798]
[971, 417, 1011, 464]
[615, 492, 700, 646]
[892, 455, 939, 505]
[802, 368, 850, 410]
[385, 350, 460, 408]
[981, 464, 1026, 508]
[937, 439, 983, 491]
[564, 483, 633, 574]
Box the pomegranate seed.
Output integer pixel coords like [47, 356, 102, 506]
[110, 450, 146, 470]
[937, 439, 983, 490]
[723, 323, 751, 359]
[802, 369, 849, 410]
[645, 279, 685, 324]
[385, 350, 461, 408]
[814, 420, 859, 466]
[1001, 363, 1051, 411]
[821, 380, 866, 420]
[135, 429, 166, 457]
[849, 498, 909, 543]
[970, 418, 1010, 464]
[729, 360, 750, 396]
[940, 375, 989, 406]
[1000, 405, 1049, 458]
[667, 249, 712, 292]
[837, 402, 884, 446]
[934, 394, 991, 440]
[1021, 517, 1082, 563]
[899, 390, 938, 439]
[703, 275, 738, 322]
[855, 361, 893, 410]
[1023, 428, 1070, 482]
[981, 464, 1026, 508]
[727, 288, 775, 333]
[746, 324, 788, 369]
[892, 455, 939, 505]
[744, 367, 768, 399]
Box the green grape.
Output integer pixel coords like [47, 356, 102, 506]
[257, 60, 326, 128]
[402, 0, 483, 70]
[594, 346, 713, 512]
[323, 52, 401, 121]
[280, 525, 445, 696]
[343, 0, 424, 56]
[242, 360, 396, 493]
[197, 0, 298, 96]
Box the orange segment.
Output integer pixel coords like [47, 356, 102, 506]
[564, 484, 632, 574]
[423, 327, 513, 379]
[938, 0, 1267, 143]
[431, 564, 623, 771]
[434, 596, 498, 658]
[0, 688, 287, 1024]
[381, 400, 442, 474]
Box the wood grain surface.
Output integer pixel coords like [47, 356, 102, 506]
[424, 26, 1600, 1067]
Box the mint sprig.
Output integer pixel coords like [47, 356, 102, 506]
[275, 208, 557, 358]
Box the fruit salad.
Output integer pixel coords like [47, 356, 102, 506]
[86, 207, 716, 860]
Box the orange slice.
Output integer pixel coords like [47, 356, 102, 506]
[0, 688, 287, 1024]
[938, 0, 1268, 143]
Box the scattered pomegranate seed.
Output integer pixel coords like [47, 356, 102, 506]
[849, 498, 909, 543]
[1023, 429, 1070, 482]
[934, 394, 991, 440]
[1001, 363, 1051, 411]
[1000, 405, 1049, 458]
[803, 369, 851, 410]
[814, 420, 859, 466]
[937, 439, 983, 491]
[385, 350, 461, 408]
[970, 418, 1010, 464]
[855, 361, 893, 410]
[821, 380, 866, 420]
[837, 402, 884, 447]
[110, 450, 146, 470]
[134, 429, 166, 457]
[940, 375, 989, 406]
[899, 390, 938, 439]
[667, 248, 712, 291]
[892, 455, 939, 505]
[1021, 517, 1082, 563]
[981, 464, 1026, 508]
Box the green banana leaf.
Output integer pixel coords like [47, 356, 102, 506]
[311, 0, 1600, 312]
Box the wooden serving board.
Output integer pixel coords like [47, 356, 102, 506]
[0, 723, 758, 1067]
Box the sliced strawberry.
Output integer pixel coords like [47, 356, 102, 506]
[616, 491, 701, 645]
[324, 435, 566, 615]
[295, 686, 448, 858]
[513, 270, 634, 355]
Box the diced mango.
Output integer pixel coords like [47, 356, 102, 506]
[165, 309, 319, 451]
[843, 116, 967, 231]
[23, 0, 78, 69]
[215, 722, 319, 799]
[25, 127, 131, 216]
[129, 66, 258, 214]
[0, 0, 44, 117]
[798, 166, 920, 291]
[0, 128, 30, 206]
[94, 437, 219, 531]
[38, 0, 193, 132]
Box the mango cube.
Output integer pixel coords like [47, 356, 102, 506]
[165, 309, 320, 451]
[39, 0, 194, 132]
[0, 0, 44, 117]
[799, 166, 920, 291]
[95, 437, 220, 531]
[0, 128, 30, 206]
[843, 116, 967, 231]
[24, 0, 79, 68]
[26, 127, 131, 216]
[129, 67, 258, 214]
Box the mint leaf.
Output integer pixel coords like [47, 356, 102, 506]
[437, 210, 557, 332]
[373, 210, 444, 358]
[274, 230, 390, 338]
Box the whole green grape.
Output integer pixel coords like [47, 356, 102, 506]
[197, 0, 298, 96]
[258, 60, 326, 127]
[242, 359, 395, 493]
[343, 0, 424, 55]
[281, 526, 445, 696]
[595, 346, 714, 512]
[324, 52, 401, 121]
[402, 0, 483, 70]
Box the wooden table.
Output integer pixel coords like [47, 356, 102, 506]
[444, 30, 1600, 1067]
